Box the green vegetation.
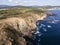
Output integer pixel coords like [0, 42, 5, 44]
[0, 7, 46, 19]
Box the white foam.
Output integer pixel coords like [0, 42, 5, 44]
[34, 31, 40, 34]
[43, 28, 47, 32]
[41, 24, 46, 27]
[47, 25, 52, 28]
[38, 33, 42, 36]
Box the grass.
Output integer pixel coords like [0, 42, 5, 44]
[0, 7, 47, 19]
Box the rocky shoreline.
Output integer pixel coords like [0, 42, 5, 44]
[0, 8, 52, 45]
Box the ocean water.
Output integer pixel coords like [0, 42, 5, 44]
[29, 10, 60, 45]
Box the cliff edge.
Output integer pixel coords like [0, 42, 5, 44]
[0, 8, 49, 45]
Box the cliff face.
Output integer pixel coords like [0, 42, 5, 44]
[0, 13, 47, 45]
[0, 8, 49, 45]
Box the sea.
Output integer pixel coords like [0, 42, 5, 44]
[25, 10, 60, 45]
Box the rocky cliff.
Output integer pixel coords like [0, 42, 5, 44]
[0, 8, 49, 45]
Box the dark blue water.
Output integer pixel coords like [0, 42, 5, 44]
[25, 10, 60, 45]
[31, 10, 60, 45]
[38, 10, 60, 45]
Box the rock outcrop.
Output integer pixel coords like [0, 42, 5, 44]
[0, 8, 49, 45]
[0, 13, 47, 45]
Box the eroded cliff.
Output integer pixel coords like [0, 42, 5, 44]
[0, 8, 49, 45]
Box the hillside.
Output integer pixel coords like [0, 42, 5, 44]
[0, 8, 47, 19]
[0, 5, 60, 9]
[0, 7, 51, 45]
